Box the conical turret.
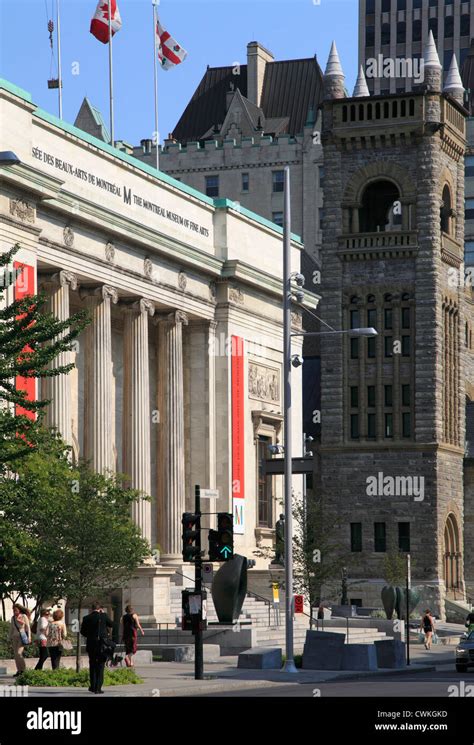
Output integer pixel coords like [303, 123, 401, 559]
[353, 66, 370, 98]
[324, 41, 345, 100]
[443, 53, 464, 105]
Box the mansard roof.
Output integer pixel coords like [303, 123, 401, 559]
[172, 56, 324, 143]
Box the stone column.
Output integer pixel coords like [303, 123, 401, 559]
[122, 299, 155, 543]
[185, 319, 217, 529]
[40, 271, 78, 444]
[81, 285, 118, 473]
[156, 310, 188, 562]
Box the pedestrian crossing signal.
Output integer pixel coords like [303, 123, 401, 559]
[208, 512, 233, 561]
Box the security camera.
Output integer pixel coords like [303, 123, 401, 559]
[294, 290, 305, 304]
[292, 273, 305, 287]
[268, 444, 285, 455]
[291, 354, 304, 368]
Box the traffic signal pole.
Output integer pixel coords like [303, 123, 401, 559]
[194, 484, 204, 681]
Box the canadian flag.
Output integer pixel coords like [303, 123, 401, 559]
[90, 0, 122, 44]
[156, 19, 187, 70]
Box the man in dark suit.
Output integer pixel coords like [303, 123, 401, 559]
[80, 601, 114, 694]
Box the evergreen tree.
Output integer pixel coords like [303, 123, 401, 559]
[0, 244, 87, 464]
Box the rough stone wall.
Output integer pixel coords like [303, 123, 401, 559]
[318, 92, 467, 618]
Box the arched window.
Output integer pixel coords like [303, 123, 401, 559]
[359, 180, 401, 232]
[440, 184, 453, 234]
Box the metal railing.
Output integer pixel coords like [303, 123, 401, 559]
[245, 590, 282, 627]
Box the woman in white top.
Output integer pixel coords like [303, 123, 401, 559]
[8, 604, 31, 676]
[34, 609, 51, 670]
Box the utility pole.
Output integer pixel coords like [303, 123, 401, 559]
[194, 484, 204, 680]
[282, 165, 297, 674]
[406, 553, 411, 666]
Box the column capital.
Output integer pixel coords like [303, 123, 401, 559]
[80, 284, 119, 304]
[120, 298, 155, 317]
[39, 270, 78, 292]
[154, 309, 188, 327]
[187, 318, 218, 333]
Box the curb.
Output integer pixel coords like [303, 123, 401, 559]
[158, 664, 438, 695]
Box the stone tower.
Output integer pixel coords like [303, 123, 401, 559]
[318, 37, 469, 618]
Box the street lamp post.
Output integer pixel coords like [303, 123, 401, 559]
[282, 166, 297, 673]
[281, 164, 377, 672]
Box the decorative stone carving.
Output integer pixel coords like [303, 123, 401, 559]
[105, 241, 115, 263]
[291, 310, 303, 329]
[248, 363, 280, 404]
[63, 226, 74, 247]
[209, 281, 217, 301]
[144, 257, 153, 278]
[9, 198, 35, 224]
[229, 286, 244, 304]
[178, 271, 187, 290]
[80, 284, 119, 304]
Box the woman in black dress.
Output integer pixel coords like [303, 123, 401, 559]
[121, 605, 145, 667]
[420, 608, 435, 650]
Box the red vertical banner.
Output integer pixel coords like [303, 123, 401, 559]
[231, 335, 245, 534]
[14, 261, 36, 420]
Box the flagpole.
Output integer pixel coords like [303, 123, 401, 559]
[108, 0, 114, 146]
[152, 0, 160, 170]
[56, 0, 63, 118]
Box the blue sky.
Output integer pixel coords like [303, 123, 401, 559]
[0, 0, 358, 146]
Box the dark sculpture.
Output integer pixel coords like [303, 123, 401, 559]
[272, 514, 285, 565]
[211, 554, 247, 623]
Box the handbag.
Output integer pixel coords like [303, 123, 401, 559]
[14, 617, 30, 646]
[60, 634, 73, 651]
[432, 632, 440, 645]
[418, 631, 425, 643]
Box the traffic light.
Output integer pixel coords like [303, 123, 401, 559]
[208, 512, 233, 561]
[182, 512, 200, 562]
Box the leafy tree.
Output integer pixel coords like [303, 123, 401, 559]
[61, 462, 151, 670]
[0, 243, 87, 466]
[383, 549, 407, 587]
[0, 429, 73, 615]
[293, 495, 348, 626]
[0, 430, 151, 670]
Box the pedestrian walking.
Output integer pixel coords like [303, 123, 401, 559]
[46, 609, 68, 670]
[121, 605, 144, 668]
[9, 604, 31, 677]
[80, 601, 114, 694]
[34, 609, 51, 670]
[465, 607, 474, 634]
[420, 608, 435, 649]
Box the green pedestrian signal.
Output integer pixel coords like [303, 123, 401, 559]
[208, 512, 233, 561]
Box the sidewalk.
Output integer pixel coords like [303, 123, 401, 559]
[0, 643, 450, 697]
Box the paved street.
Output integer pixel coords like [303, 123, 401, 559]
[1, 643, 466, 698]
[201, 663, 473, 697]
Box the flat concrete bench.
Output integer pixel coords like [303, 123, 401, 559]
[238, 648, 282, 670]
[342, 644, 378, 671]
[303, 630, 346, 670]
[375, 639, 406, 669]
[155, 644, 221, 662]
[131, 650, 153, 665]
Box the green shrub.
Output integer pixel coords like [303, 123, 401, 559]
[0, 620, 13, 659]
[281, 654, 302, 669]
[15, 667, 143, 687]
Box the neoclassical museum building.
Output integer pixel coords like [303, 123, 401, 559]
[0, 79, 316, 622]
